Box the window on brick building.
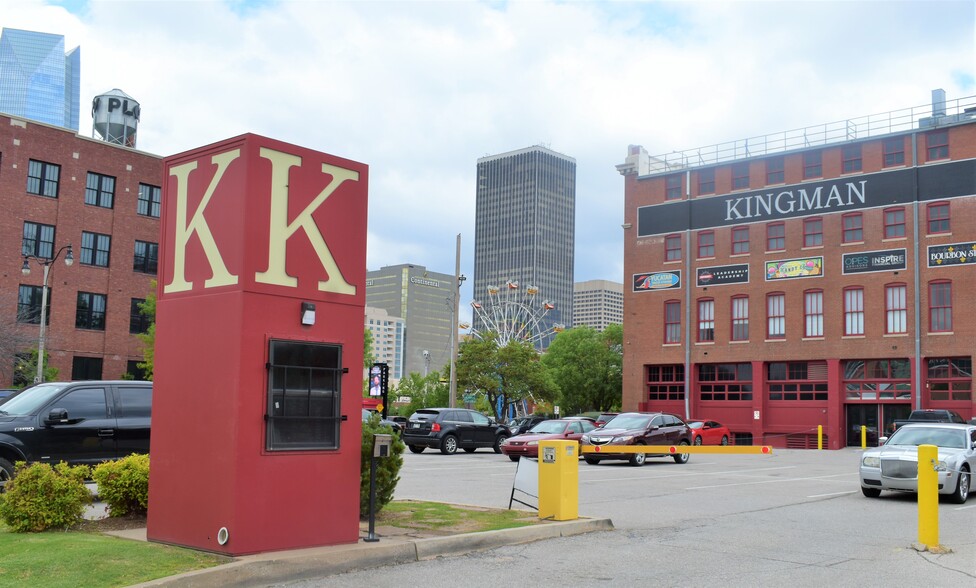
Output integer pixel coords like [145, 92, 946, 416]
[646, 364, 685, 401]
[732, 162, 750, 190]
[133, 241, 158, 274]
[766, 156, 784, 184]
[929, 280, 952, 332]
[665, 234, 681, 261]
[767, 293, 785, 339]
[76, 292, 107, 330]
[698, 168, 715, 195]
[130, 298, 151, 334]
[81, 232, 111, 267]
[883, 137, 905, 167]
[804, 290, 823, 337]
[842, 213, 863, 243]
[85, 172, 115, 208]
[767, 361, 828, 401]
[844, 287, 864, 336]
[803, 218, 823, 247]
[698, 299, 715, 342]
[803, 151, 822, 179]
[731, 296, 749, 341]
[71, 356, 103, 380]
[138, 183, 162, 218]
[17, 285, 50, 324]
[22, 222, 55, 259]
[666, 174, 682, 200]
[732, 226, 750, 254]
[926, 130, 948, 161]
[927, 358, 972, 401]
[699, 363, 753, 401]
[927, 202, 950, 234]
[27, 159, 60, 197]
[841, 144, 862, 173]
[664, 300, 681, 344]
[885, 284, 907, 334]
[697, 231, 715, 258]
[884, 207, 905, 239]
[767, 222, 785, 251]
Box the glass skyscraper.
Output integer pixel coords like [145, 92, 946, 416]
[474, 146, 576, 349]
[0, 28, 80, 131]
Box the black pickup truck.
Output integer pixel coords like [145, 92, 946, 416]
[891, 409, 967, 432]
[0, 381, 152, 486]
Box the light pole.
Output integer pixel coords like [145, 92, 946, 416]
[22, 244, 73, 384]
[449, 234, 466, 408]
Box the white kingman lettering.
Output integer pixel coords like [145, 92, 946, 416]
[254, 147, 360, 294]
[164, 150, 241, 293]
[774, 191, 795, 214]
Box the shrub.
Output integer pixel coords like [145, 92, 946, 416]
[0, 461, 92, 532]
[91, 454, 150, 517]
[360, 414, 405, 518]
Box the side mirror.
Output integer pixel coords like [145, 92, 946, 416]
[46, 408, 69, 424]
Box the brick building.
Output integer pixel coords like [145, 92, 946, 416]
[0, 114, 162, 385]
[619, 91, 976, 449]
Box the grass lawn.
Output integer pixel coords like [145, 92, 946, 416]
[376, 500, 541, 533]
[0, 524, 228, 588]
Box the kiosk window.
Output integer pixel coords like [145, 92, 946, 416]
[266, 340, 343, 451]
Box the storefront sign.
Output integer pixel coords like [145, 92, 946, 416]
[842, 248, 907, 274]
[633, 270, 681, 291]
[765, 257, 823, 281]
[696, 263, 749, 287]
[928, 242, 976, 267]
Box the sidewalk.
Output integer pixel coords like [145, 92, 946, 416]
[109, 516, 613, 587]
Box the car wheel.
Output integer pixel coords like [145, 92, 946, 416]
[721, 435, 729, 446]
[584, 456, 601, 465]
[0, 457, 13, 488]
[693, 436, 703, 446]
[672, 440, 690, 464]
[949, 466, 970, 504]
[508, 455, 520, 462]
[629, 443, 646, 466]
[493, 435, 508, 454]
[440, 434, 459, 455]
[463, 447, 476, 453]
[861, 486, 882, 498]
[408, 445, 425, 454]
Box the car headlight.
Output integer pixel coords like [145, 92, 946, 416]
[861, 456, 880, 468]
[934, 460, 948, 472]
[581, 435, 590, 443]
[527, 440, 538, 446]
[613, 435, 635, 443]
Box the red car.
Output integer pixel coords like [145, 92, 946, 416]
[499, 418, 597, 461]
[687, 419, 732, 446]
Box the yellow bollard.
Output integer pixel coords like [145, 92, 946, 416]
[917, 444, 939, 548]
[818, 425, 823, 450]
[538, 439, 578, 521]
[861, 425, 866, 449]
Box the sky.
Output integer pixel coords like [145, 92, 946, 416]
[5, 0, 975, 324]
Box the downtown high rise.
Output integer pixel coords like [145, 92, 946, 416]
[474, 146, 576, 348]
[0, 28, 80, 131]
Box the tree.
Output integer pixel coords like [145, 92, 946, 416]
[135, 281, 156, 380]
[363, 328, 374, 369]
[541, 324, 622, 415]
[394, 370, 449, 416]
[456, 332, 557, 420]
[12, 348, 58, 387]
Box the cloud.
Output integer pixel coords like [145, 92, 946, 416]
[6, 0, 974, 314]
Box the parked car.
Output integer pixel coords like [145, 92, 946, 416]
[500, 418, 597, 461]
[594, 412, 618, 428]
[0, 380, 152, 485]
[687, 419, 732, 446]
[361, 409, 402, 434]
[891, 409, 967, 431]
[401, 408, 510, 455]
[580, 412, 692, 466]
[859, 422, 975, 503]
[507, 415, 548, 436]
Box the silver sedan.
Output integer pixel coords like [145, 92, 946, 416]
[859, 423, 975, 503]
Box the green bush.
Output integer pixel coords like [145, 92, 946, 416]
[0, 461, 92, 532]
[91, 453, 150, 517]
[360, 414, 404, 518]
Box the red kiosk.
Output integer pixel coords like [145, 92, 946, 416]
[146, 134, 368, 555]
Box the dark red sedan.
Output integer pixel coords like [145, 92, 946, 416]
[687, 419, 732, 446]
[499, 418, 597, 461]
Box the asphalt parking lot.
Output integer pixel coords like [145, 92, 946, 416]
[289, 446, 975, 587]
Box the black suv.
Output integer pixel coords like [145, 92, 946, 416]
[0, 380, 152, 485]
[580, 412, 692, 466]
[402, 408, 510, 455]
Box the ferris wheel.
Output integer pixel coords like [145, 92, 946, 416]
[469, 280, 565, 347]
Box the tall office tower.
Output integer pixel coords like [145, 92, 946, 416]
[0, 28, 81, 131]
[573, 280, 623, 331]
[474, 146, 576, 349]
[366, 264, 456, 378]
[364, 306, 406, 380]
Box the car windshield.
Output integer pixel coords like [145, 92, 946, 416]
[887, 426, 968, 449]
[529, 421, 567, 434]
[603, 414, 651, 430]
[409, 410, 438, 421]
[687, 421, 704, 429]
[0, 383, 68, 416]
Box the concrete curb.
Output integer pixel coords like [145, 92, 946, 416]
[128, 518, 613, 587]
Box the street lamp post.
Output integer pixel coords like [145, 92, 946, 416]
[22, 244, 73, 384]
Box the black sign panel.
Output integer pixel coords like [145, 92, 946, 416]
[633, 270, 681, 291]
[696, 264, 749, 287]
[636, 160, 976, 237]
[928, 242, 976, 267]
[842, 249, 907, 274]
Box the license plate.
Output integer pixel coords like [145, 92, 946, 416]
[412, 423, 421, 428]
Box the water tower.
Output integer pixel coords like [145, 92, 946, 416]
[91, 88, 140, 147]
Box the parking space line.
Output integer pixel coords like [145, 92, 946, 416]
[686, 472, 855, 490]
[807, 490, 858, 498]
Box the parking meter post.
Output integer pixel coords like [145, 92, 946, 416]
[364, 456, 379, 542]
[917, 444, 939, 549]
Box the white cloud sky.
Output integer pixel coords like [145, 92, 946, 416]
[6, 0, 975, 323]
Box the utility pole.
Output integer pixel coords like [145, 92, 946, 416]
[449, 234, 463, 408]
